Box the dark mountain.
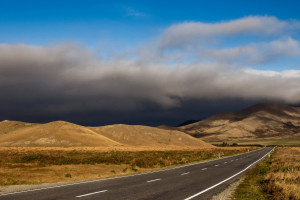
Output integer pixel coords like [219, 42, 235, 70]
[178, 103, 300, 141]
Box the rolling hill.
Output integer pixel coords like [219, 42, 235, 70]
[178, 103, 300, 141]
[4, 102, 296, 145]
[0, 120, 212, 148]
[0, 120, 122, 147]
[90, 124, 210, 147]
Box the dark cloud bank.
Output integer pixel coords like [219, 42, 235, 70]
[1, 16, 300, 126]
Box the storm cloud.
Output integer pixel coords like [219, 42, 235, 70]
[1, 16, 300, 125]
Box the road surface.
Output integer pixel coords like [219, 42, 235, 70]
[0, 146, 274, 200]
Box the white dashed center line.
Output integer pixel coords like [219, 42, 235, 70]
[76, 190, 107, 198]
[184, 147, 274, 200]
[181, 172, 190, 175]
[214, 164, 219, 167]
[147, 178, 161, 183]
[201, 168, 207, 170]
[224, 162, 227, 164]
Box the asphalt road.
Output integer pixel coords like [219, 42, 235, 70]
[0, 146, 274, 200]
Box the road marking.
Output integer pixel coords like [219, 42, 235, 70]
[214, 164, 219, 167]
[201, 168, 207, 170]
[76, 190, 107, 198]
[184, 147, 274, 200]
[236, 159, 239, 160]
[147, 178, 161, 183]
[0, 148, 265, 197]
[181, 172, 190, 175]
[231, 160, 234, 162]
[224, 162, 227, 164]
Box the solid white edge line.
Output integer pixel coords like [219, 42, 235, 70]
[76, 190, 107, 198]
[146, 178, 161, 183]
[184, 147, 274, 200]
[0, 147, 266, 197]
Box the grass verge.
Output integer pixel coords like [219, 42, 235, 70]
[232, 147, 300, 200]
[232, 154, 271, 199]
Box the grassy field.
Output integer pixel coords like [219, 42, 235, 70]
[210, 137, 300, 146]
[0, 147, 256, 186]
[232, 147, 300, 200]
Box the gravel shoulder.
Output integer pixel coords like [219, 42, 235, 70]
[0, 181, 73, 194]
[210, 176, 245, 200]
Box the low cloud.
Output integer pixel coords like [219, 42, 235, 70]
[1, 16, 300, 124]
[0, 44, 300, 112]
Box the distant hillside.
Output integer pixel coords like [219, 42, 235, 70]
[179, 103, 300, 141]
[90, 124, 211, 147]
[0, 120, 212, 148]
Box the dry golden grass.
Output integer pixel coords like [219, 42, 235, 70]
[0, 163, 152, 186]
[0, 147, 256, 186]
[212, 138, 300, 146]
[0, 146, 216, 152]
[233, 147, 300, 200]
[264, 147, 300, 200]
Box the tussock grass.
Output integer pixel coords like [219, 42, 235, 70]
[0, 147, 256, 186]
[263, 147, 300, 200]
[211, 138, 300, 146]
[233, 147, 300, 200]
[0, 148, 254, 168]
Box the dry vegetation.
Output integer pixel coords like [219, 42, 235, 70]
[211, 138, 300, 146]
[0, 147, 255, 186]
[264, 147, 300, 200]
[233, 147, 300, 200]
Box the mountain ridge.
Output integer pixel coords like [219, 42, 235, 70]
[178, 103, 300, 141]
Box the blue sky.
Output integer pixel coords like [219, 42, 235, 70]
[1, 0, 300, 46]
[1, 0, 300, 125]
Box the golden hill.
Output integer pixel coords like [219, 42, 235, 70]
[0, 120, 36, 135]
[90, 124, 211, 147]
[0, 121, 122, 147]
[0, 120, 212, 148]
[179, 103, 300, 141]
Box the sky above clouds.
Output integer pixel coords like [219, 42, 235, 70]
[1, 0, 300, 126]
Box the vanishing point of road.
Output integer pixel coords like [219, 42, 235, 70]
[0, 146, 274, 200]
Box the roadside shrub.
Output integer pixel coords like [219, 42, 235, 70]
[65, 173, 72, 178]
